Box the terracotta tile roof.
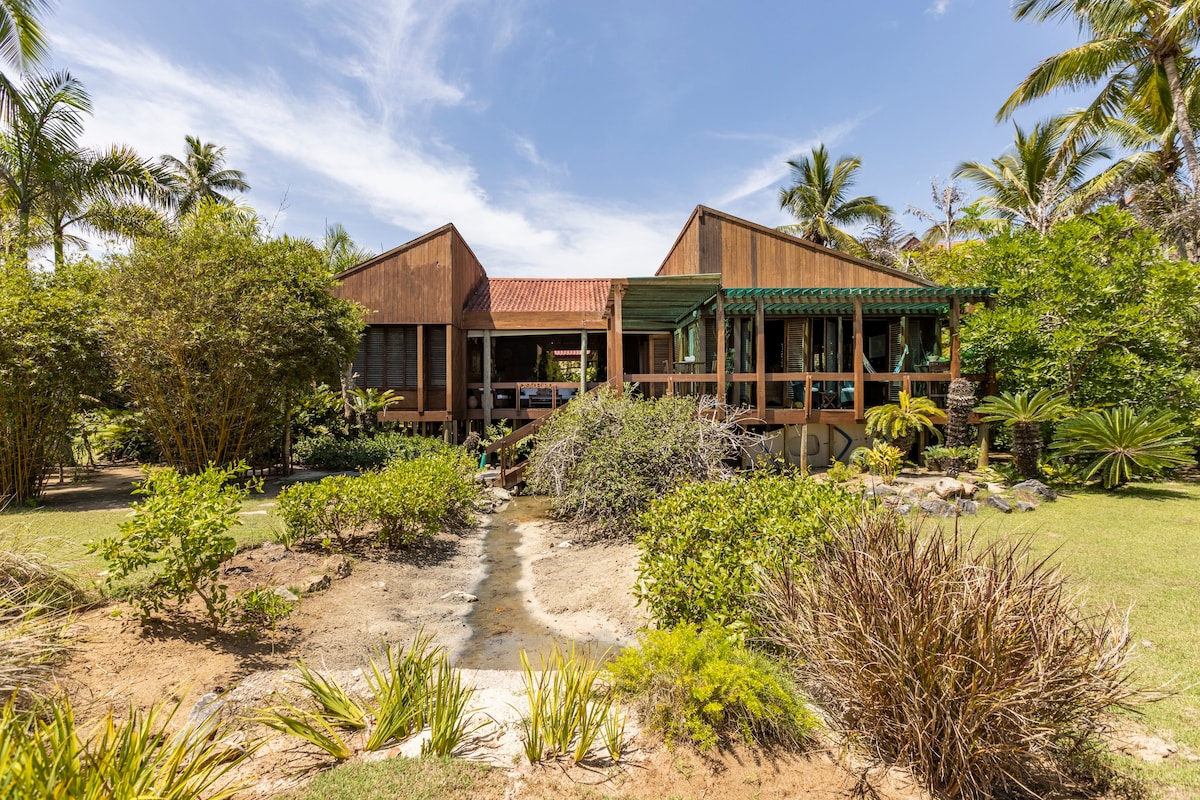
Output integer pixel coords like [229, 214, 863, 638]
[465, 278, 611, 313]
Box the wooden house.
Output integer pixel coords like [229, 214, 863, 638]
[332, 206, 993, 466]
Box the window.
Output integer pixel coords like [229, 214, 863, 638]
[352, 325, 417, 389]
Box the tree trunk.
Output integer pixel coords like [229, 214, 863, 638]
[1163, 54, 1200, 194]
[1012, 421, 1042, 480]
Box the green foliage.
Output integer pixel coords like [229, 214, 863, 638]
[516, 641, 621, 764]
[254, 697, 355, 760]
[292, 433, 452, 472]
[291, 660, 369, 731]
[104, 203, 363, 473]
[276, 451, 477, 549]
[636, 472, 858, 639]
[235, 586, 297, 638]
[922, 444, 980, 472]
[1052, 406, 1195, 489]
[607, 625, 816, 751]
[823, 459, 860, 483]
[0, 697, 249, 800]
[850, 441, 904, 484]
[942, 211, 1200, 430]
[864, 392, 944, 454]
[526, 387, 749, 539]
[90, 462, 257, 628]
[0, 260, 105, 503]
[761, 513, 1140, 800]
[977, 389, 1072, 479]
[88, 409, 161, 463]
[365, 632, 440, 751]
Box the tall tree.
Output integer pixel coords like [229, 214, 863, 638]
[777, 144, 891, 252]
[321, 222, 375, 274]
[1003, 0, 1200, 193]
[0, 0, 52, 118]
[955, 116, 1116, 233]
[159, 135, 249, 218]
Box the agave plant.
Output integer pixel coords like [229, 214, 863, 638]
[1051, 407, 1194, 489]
[865, 392, 944, 456]
[975, 390, 1070, 480]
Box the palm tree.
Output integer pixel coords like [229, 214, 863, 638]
[954, 116, 1116, 234]
[159, 135, 249, 217]
[1004, 0, 1200, 193]
[976, 390, 1072, 480]
[322, 222, 375, 274]
[777, 144, 891, 252]
[0, 0, 52, 119]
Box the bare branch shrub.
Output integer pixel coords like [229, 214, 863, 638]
[525, 386, 759, 539]
[760, 513, 1142, 799]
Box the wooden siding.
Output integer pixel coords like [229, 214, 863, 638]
[656, 207, 701, 276]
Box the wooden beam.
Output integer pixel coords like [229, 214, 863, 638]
[732, 316, 742, 406]
[799, 421, 809, 472]
[612, 287, 625, 395]
[579, 329, 588, 394]
[416, 324, 426, 415]
[853, 297, 864, 420]
[444, 324, 455, 418]
[715, 292, 726, 404]
[949, 295, 961, 380]
[755, 297, 765, 417]
[482, 329, 493, 428]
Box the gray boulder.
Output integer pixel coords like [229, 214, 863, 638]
[986, 495, 1013, 514]
[1012, 479, 1057, 501]
[919, 498, 959, 518]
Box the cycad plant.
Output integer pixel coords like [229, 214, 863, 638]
[865, 392, 944, 457]
[975, 390, 1071, 480]
[1051, 407, 1194, 489]
[943, 378, 976, 477]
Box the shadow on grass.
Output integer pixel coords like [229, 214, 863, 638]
[1069, 483, 1194, 503]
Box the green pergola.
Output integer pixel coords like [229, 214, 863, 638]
[716, 285, 996, 316]
[615, 274, 722, 330]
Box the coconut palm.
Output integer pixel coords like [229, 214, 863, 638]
[905, 178, 1008, 245]
[322, 222, 375, 274]
[159, 135, 249, 217]
[955, 116, 1116, 234]
[1051, 406, 1194, 488]
[865, 392, 944, 457]
[1004, 0, 1200, 193]
[777, 144, 891, 252]
[975, 390, 1072, 480]
[0, 0, 51, 120]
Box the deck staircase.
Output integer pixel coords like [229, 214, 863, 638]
[483, 377, 616, 489]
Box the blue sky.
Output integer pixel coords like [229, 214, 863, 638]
[50, 0, 1085, 277]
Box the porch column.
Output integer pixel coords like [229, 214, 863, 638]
[445, 323, 455, 418]
[853, 296, 865, 420]
[482, 329, 493, 428]
[732, 317, 743, 405]
[715, 292, 726, 404]
[579, 329, 588, 394]
[417, 324, 426, 415]
[949, 295, 961, 380]
[755, 297, 765, 417]
[612, 286, 625, 395]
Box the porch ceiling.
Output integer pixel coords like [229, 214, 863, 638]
[614, 274, 721, 330]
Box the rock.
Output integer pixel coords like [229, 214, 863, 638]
[440, 590, 478, 603]
[986, 495, 1013, 514]
[958, 481, 979, 499]
[323, 554, 351, 578]
[174, 692, 223, 749]
[896, 503, 913, 515]
[475, 499, 497, 514]
[956, 499, 978, 516]
[1017, 500, 1037, 513]
[1012, 479, 1057, 501]
[557, 540, 574, 549]
[1013, 489, 1040, 508]
[881, 494, 906, 508]
[273, 586, 299, 603]
[489, 486, 512, 502]
[919, 499, 958, 518]
[299, 574, 331, 594]
[865, 483, 898, 498]
[933, 477, 969, 499]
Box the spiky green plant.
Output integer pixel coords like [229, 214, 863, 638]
[865, 392, 944, 456]
[252, 698, 354, 760]
[290, 660, 368, 730]
[1051, 407, 1194, 489]
[364, 632, 438, 751]
[422, 656, 478, 758]
[975, 390, 1071, 479]
[516, 641, 618, 764]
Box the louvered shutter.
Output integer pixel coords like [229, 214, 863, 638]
[429, 327, 447, 388]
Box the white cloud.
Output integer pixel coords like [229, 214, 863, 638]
[927, 1, 952, 17]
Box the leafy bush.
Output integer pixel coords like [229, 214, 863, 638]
[850, 441, 904, 484]
[760, 513, 1139, 800]
[636, 471, 858, 638]
[526, 387, 752, 539]
[1051, 406, 1194, 489]
[607, 625, 816, 751]
[922, 444, 980, 473]
[823, 459, 859, 483]
[90, 463, 258, 629]
[292, 433, 451, 471]
[864, 392, 943, 455]
[235, 586, 297, 639]
[89, 409, 162, 463]
[277, 451, 477, 549]
[0, 696, 249, 800]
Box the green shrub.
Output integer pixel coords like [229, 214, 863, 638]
[526, 387, 752, 539]
[760, 513, 1140, 800]
[1051, 406, 1194, 489]
[850, 441, 903, 484]
[276, 451, 477, 549]
[636, 471, 858, 638]
[236, 586, 297, 638]
[0, 696, 249, 800]
[516, 641, 621, 764]
[90, 463, 258, 628]
[608, 625, 816, 751]
[921, 444, 979, 473]
[292, 433, 451, 471]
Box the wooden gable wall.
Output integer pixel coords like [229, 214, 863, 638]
[656, 206, 932, 290]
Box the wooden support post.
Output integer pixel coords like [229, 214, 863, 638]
[445, 323, 455, 417]
[977, 421, 990, 468]
[612, 287, 625, 395]
[853, 297, 864, 420]
[482, 330, 493, 428]
[579, 329, 588, 394]
[417, 324, 426, 415]
[799, 421, 809, 472]
[949, 295, 961, 380]
[732, 317, 743, 406]
[715, 292, 726, 404]
[755, 298, 766, 417]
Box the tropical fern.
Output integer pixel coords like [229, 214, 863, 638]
[1051, 407, 1194, 489]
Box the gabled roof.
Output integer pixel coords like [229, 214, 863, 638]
[333, 223, 483, 281]
[465, 278, 611, 314]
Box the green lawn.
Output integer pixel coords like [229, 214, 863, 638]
[968, 480, 1200, 794]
